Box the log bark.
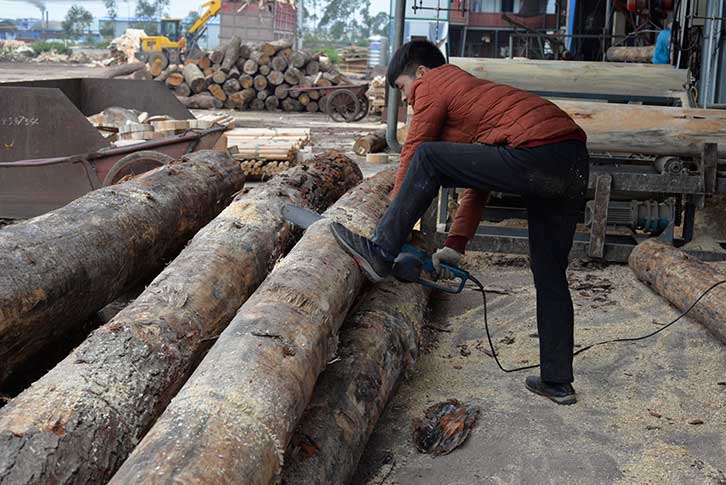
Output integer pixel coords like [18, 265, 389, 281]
[176, 93, 214, 109]
[173, 82, 191, 97]
[0, 152, 245, 394]
[353, 130, 387, 156]
[629, 240, 726, 344]
[606, 45, 656, 63]
[109, 167, 394, 485]
[100, 61, 146, 78]
[221, 35, 241, 72]
[182, 63, 207, 94]
[281, 277, 430, 484]
[0, 152, 363, 485]
[267, 70, 285, 86]
[243, 59, 258, 75]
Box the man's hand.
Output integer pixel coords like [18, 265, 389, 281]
[432, 247, 463, 280]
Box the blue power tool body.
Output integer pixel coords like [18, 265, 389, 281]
[282, 204, 469, 294]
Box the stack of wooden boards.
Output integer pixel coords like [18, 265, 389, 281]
[87, 107, 234, 147]
[367, 75, 386, 115]
[226, 127, 311, 180]
[339, 45, 369, 76]
[155, 36, 353, 113]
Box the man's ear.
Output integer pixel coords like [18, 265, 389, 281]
[415, 65, 430, 78]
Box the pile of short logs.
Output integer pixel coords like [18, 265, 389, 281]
[155, 36, 352, 112]
[226, 127, 310, 180]
[239, 159, 293, 179]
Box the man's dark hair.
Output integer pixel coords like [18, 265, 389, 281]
[386, 40, 446, 88]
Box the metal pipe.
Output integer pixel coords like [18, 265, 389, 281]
[385, 0, 406, 153]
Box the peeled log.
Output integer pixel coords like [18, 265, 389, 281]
[0, 152, 363, 485]
[282, 276, 430, 484]
[607, 45, 656, 63]
[182, 63, 207, 94]
[0, 152, 245, 393]
[629, 239, 726, 344]
[353, 130, 387, 156]
[110, 168, 395, 485]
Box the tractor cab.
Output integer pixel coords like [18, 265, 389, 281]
[160, 18, 182, 42]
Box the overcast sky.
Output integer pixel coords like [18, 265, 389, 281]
[0, 0, 391, 21]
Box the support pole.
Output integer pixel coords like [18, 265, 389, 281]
[386, 0, 406, 153]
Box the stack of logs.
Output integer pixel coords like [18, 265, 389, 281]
[226, 127, 310, 180]
[155, 36, 352, 113]
[239, 159, 292, 179]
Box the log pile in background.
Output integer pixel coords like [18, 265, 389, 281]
[226, 128, 311, 180]
[339, 45, 369, 76]
[367, 75, 386, 115]
[0, 151, 245, 395]
[0, 152, 362, 485]
[155, 38, 353, 113]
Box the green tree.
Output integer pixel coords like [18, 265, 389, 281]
[133, 0, 170, 35]
[100, 0, 117, 38]
[183, 10, 200, 31]
[316, 0, 385, 44]
[62, 5, 93, 40]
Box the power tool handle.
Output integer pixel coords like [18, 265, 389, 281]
[419, 264, 469, 294]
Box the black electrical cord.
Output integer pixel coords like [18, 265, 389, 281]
[466, 273, 726, 374]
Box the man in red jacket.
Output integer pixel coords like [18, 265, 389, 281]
[331, 40, 589, 405]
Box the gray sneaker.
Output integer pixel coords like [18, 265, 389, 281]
[525, 376, 577, 405]
[330, 222, 393, 283]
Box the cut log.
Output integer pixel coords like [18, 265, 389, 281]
[250, 98, 266, 111]
[281, 277, 430, 484]
[228, 91, 248, 109]
[250, 50, 271, 66]
[100, 62, 146, 79]
[259, 64, 271, 76]
[353, 130, 387, 156]
[261, 38, 292, 57]
[239, 44, 252, 60]
[173, 82, 192, 97]
[208, 83, 227, 102]
[240, 88, 257, 104]
[257, 89, 269, 101]
[254, 74, 268, 91]
[132, 69, 153, 81]
[165, 71, 185, 87]
[221, 35, 241, 72]
[305, 60, 320, 76]
[223, 78, 241, 94]
[275, 83, 290, 100]
[239, 73, 254, 89]
[108, 167, 394, 485]
[0, 152, 245, 393]
[291, 50, 310, 68]
[282, 98, 297, 111]
[228, 66, 240, 79]
[316, 77, 333, 87]
[198, 54, 212, 70]
[209, 47, 225, 65]
[212, 69, 227, 84]
[202, 67, 214, 77]
[271, 55, 288, 72]
[176, 93, 215, 109]
[267, 70, 285, 86]
[298, 93, 311, 106]
[155, 65, 174, 82]
[280, 47, 293, 61]
[308, 88, 320, 100]
[284, 67, 303, 85]
[265, 95, 279, 111]
[183, 63, 207, 94]
[306, 101, 319, 113]
[0, 152, 362, 484]
[243, 59, 258, 75]
[629, 240, 726, 344]
[606, 45, 656, 63]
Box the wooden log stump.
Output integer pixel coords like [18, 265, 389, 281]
[261, 39, 292, 57]
[306, 101, 319, 113]
[291, 51, 310, 68]
[254, 74, 268, 91]
[281, 277, 429, 484]
[223, 78, 241, 94]
[265, 95, 280, 111]
[308, 89, 320, 100]
[239, 73, 254, 89]
[267, 70, 284, 86]
[280, 47, 293, 61]
[250, 98, 266, 111]
[271, 55, 288, 72]
[259, 64, 271, 76]
[0, 153, 362, 485]
[250, 50, 271, 66]
[284, 67, 303, 85]
[243, 59, 258, 75]
[629, 239, 726, 344]
[0, 152, 245, 394]
[257, 89, 269, 101]
[108, 166, 394, 485]
[298, 93, 311, 106]
[305, 60, 320, 76]
[173, 83, 191, 97]
[274, 83, 290, 100]
[353, 130, 387, 156]
[182, 63, 207, 94]
[212, 69, 227, 84]
[198, 54, 212, 70]
[208, 83, 227, 102]
[165, 71, 184, 87]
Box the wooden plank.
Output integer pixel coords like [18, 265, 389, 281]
[588, 174, 612, 259]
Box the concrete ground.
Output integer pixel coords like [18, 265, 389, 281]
[1, 63, 724, 483]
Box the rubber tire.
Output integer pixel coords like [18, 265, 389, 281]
[148, 51, 169, 70]
[103, 150, 174, 186]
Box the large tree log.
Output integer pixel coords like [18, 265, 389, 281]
[99, 61, 146, 78]
[629, 239, 726, 344]
[606, 45, 656, 63]
[109, 169, 396, 485]
[353, 130, 387, 156]
[0, 152, 363, 485]
[173, 82, 191, 97]
[0, 152, 245, 393]
[221, 35, 241, 72]
[261, 38, 292, 57]
[176, 93, 214, 109]
[182, 63, 207, 93]
[282, 276, 430, 484]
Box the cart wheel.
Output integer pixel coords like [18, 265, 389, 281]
[353, 95, 369, 122]
[327, 89, 360, 122]
[103, 150, 174, 186]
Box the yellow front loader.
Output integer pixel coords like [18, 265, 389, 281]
[135, 0, 221, 69]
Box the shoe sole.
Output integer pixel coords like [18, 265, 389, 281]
[330, 224, 385, 283]
[525, 382, 577, 405]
